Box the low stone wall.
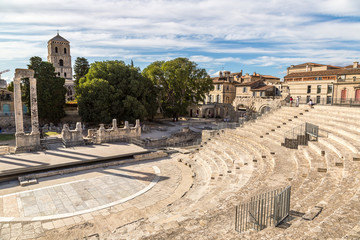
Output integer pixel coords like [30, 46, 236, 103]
[202, 129, 221, 141]
[95, 119, 141, 144]
[145, 128, 201, 148]
[62, 122, 84, 147]
[62, 119, 141, 147]
[0, 115, 31, 132]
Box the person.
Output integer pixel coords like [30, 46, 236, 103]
[296, 96, 300, 107]
[308, 99, 314, 108]
[290, 96, 293, 107]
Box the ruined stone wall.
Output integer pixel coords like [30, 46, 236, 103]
[62, 122, 84, 147]
[96, 119, 141, 144]
[145, 129, 201, 148]
[62, 119, 141, 147]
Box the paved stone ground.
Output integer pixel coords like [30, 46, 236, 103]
[0, 143, 147, 175]
[0, 155, 192, 240]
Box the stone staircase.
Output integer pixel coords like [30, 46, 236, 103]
[103, 105, 360, 239]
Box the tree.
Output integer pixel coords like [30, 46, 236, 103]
[143, 57, 213, 120]
[24, 56, 66, 124]
[74, 57, 90, 87]
[7, 81, 13, 92]
[76, 60, 158, 124]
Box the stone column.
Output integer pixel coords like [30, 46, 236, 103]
[29, 78, 39, 134]
[13, 77, 24, 134]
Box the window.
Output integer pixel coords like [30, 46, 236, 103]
[226, 86, 229, 91]
[306, 95, 310, 103]
[64, 48, 67, 54]
[64, 72, 67, 78]
[208, 95, 211, 103]
[307, 85, 311, 94]
[316, 96, 321, 104]
[327, 85, 333, 94]
[216, 95, 220, 103]
[243, 87, 247, 93]
[318, 77, 322, 80]
[55, 47, 58, 53]
[315, 77, 318, 80]
[353, 76, 357, 82]
[252, 92, 256, 97]
[260, 91, 263, 97]
[326, 96, 332, 104]
[58, 72, 60, 76]
[317, 85, 321, 94]
[59, 59, 64, 66]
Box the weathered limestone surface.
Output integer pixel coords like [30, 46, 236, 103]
[14, 69, 40, 152]
[62, 119, 141, 147]
[61, 122, 84, 147]
[91, 119, 141, 144]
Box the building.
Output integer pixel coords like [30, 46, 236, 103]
[190, 70, 281, 119]
[0, 88, 14, 116]
[284, 62, 360, 105]
[47, 33, 75, 101]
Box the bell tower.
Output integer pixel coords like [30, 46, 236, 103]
[47, 32, 73, 80]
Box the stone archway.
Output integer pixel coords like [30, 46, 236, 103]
[259, 105, 271, 114]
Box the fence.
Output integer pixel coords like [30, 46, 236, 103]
[282, 122, 319, 149]
[284, 97, 360, 107]
[235, 186, 291, 233]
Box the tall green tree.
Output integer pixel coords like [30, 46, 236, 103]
[74, 57, 90, 86]
[7, 81, 13, 92]
[24, 56, 66, 124]
[76, 60, 158, 124]
[143, 57, 213, 120]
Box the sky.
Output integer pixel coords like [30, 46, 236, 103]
[1, 0, 360, 83]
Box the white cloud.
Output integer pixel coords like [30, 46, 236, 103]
[1, 0, 360, 79]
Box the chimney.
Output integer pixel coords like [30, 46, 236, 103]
[354, 62, 359, 68]
[219, 71, 223, 77]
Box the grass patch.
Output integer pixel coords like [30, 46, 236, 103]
[44, 131, 60, 137]
[0, 134, 15, 141]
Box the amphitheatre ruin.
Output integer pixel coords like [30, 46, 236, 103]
[0, 84, 360, 240]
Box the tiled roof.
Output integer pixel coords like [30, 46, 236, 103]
[285, 68, 360, 78]
[252, 85, 274, 91]
[49, 33, 69, 42]
[290, 62, 325, 68]
[261, 75, 280, 79]
[236, 79, 262, 86]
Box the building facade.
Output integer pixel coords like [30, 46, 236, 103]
[284, 62, 360, 105]
[47, 33, 75, 101]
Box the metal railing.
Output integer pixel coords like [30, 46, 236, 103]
[282, 122, 319, 149]
[235, 186, 291, 233]
[284, 97, 360, 107]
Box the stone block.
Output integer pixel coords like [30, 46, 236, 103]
[303, 206, 322, 220]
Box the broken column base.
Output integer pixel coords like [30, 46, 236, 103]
[15, 133, 41, 153]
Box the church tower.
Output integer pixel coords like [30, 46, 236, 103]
[47, 33, 73, 80]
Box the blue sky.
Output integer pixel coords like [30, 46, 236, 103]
[1, 0, 360, 83]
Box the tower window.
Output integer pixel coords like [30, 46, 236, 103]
[55, 47, 58, 53]
[64, 48, 67, 54]
[64, 72, 67, 78]
[59, 59, 64, 66]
